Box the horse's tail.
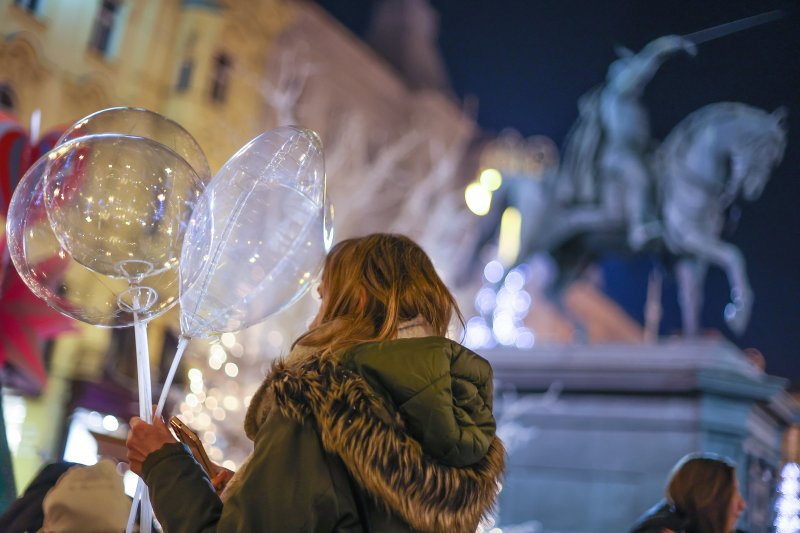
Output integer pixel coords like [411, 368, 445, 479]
[554, 86, 604, 205]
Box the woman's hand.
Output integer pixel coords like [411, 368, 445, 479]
[126, 407, 178, 476]
[210, 465, 235, 494]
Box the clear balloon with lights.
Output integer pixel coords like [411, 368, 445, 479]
[7, 140, 203, 326]
[8, 128, 208, 533]
[180, 125, 331, 339]
[41, 134, 205, 306]
[153, 125, 331, 412]
[136, 126, 331, 525]
[58, 107, 212, 185]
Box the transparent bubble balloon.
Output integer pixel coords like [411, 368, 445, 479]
[6, 153, 185, 326]
[59, 107, 211, 185]
[41, 134, 204, 295]
[179, 126, 332, 338]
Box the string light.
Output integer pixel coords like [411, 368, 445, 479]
[776, 462, 800, 532]
[465, 262, 534, 351]
[177, 330, 278, 470]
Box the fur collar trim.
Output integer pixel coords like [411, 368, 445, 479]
[255, 353, 505, 532]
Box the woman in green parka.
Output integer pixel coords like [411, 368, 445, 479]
[126, 233, 505, 532]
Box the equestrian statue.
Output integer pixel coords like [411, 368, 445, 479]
[464, 34, 787, 337]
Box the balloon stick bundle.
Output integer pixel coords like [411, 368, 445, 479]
[5, 107, 332, 533]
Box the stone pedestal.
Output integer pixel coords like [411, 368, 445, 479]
[485, 340, 798, 533]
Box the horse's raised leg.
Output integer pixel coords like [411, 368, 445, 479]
[675, 257, 708, 337]
[670, 228, 752, 335]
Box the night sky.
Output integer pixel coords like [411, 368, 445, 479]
[315, 0, 800, 384]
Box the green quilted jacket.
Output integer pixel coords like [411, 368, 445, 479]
[142, 336, 505, 532]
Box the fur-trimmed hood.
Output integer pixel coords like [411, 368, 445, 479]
[241, 336, 505, 533]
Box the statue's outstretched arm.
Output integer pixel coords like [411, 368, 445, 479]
[607, 35, 696, 93]
[641, 34, 697, 60]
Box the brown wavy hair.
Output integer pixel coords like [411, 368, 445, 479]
[666, 453, 737, 533]
[293, 233, 463, 356]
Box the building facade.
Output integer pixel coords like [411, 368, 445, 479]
[0, 0, 485, 492]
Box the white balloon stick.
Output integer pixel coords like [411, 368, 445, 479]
[132, 314, 153, 533]
[155, 336, 190, 418]
[128, 334, 190, 533]
[125, 481, 143, 533]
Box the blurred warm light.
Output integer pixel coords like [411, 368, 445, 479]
[465, 182, 492, 216]
[220, 332, 236, 348]
[230, 343, 244, 358]
[479, 168, 503, 191]
[209, 344, 227, 370]
[224, 362, 239, 377]
[210, 344, 226, 359]
[223, 395, 240, 411]
[497, 207, 521, 266]
[196, 412, 211, 429]
[102, 415, 119, 432]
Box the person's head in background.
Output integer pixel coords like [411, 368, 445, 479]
[0, 462, 76, 533]
[41, 459, 131, 532]
[667, 453, 746, 533]
[296, 233, 463, 355]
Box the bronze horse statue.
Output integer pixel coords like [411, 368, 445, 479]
[466, 102, 786, 337]
[657, 103, 786, 334]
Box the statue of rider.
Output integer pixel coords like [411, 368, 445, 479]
[598, 35, 696, 250]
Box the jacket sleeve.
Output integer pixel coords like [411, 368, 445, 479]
[142, 442, 222, 532]
[143, 408, 358, 532]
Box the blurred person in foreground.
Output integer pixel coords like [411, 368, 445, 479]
[631, 453, 747, 533]
[0, 459, 131, 533]
[126, 233, 505, 532]
[0, 462, 75, 532]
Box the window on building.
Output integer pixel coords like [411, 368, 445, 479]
[210, 53, 232, 103]
[89, 0, 121, 56]
[176, 58, 193, 92]
[0, 83, 16, 113]
[13, 0, 40, 14]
